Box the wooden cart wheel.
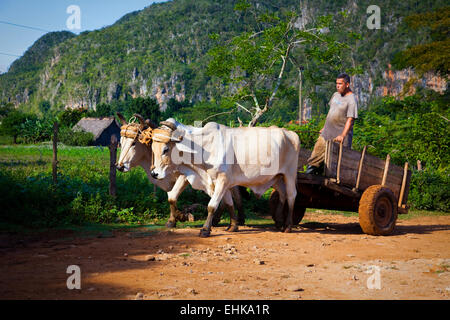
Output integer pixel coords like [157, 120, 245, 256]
[359, 185, 398, 236]
[269, 190, 306, 229]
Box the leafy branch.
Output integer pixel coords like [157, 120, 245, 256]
[207, 3, 354, 127]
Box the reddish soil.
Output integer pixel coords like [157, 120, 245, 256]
[0, 212, 449, 300]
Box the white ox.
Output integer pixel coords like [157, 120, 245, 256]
[115, 113, 245, 228]
[150, 119, 300, 237]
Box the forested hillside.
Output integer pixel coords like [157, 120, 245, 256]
[0, 0, 447, 116]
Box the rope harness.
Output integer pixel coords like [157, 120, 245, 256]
[118, 124, 140, 167]
[120, 123, 140, 140]
[118, 121, 175, 171]
[138, 127, 153, 145]
[119, 123, 154, 146]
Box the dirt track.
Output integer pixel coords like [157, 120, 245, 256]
[0, 212, 449, 300]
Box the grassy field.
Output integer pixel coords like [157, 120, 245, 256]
[0, 142, 447, 234]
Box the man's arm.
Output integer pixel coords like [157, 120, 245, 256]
[333, 117, 354, 143]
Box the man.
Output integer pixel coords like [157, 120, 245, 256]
[305, 73, 358, 174]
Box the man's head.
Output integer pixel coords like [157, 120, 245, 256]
[336, 73, 351, 95]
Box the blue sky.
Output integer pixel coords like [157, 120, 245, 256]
[0, 0, 167, 73]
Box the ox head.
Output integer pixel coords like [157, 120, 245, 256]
[150, 120, 183, 179]
[116, 112, 156, 172]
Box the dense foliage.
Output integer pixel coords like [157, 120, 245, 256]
[392, 6, 450, 77]
[351, 90, 449, 211]
[353, 90, 449, 170]
[0, 111, 36, 143]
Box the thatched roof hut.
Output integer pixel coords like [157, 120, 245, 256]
[73, 117, 120, 146]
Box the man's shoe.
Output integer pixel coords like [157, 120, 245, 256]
[305, 165, 320, 174]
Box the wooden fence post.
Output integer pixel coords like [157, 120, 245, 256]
[52, 122, 58, 184]
[417, 160, 422, 171]
[109, 135, 118, 197]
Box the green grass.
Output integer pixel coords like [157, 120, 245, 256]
[0, 136, 13, 145]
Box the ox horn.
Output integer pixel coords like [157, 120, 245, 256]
[171, 135, 183, 143]
[133, 113, 146, 128]
[160, 121, 177, 131]
[145, 119, 157, 129]
[117, 112, 127, 126]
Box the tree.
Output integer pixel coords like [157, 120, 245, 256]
[58, 108, 88, 128]
[207, 2, 357, 126]
[161, 98, 192, 120]
[0, 111, 34, 143]
[95, 103, 112, 117]
[38, 100, 51, 116]
[0, 102, 14, 119]
[392, 6, 450, 77]
[127, 97, 161, 122]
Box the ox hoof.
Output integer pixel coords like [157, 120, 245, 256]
[275, 222, 284, 231]
[166, 221, 176, 228]
[226, 225, 239, 232]
[284, 226, 292, 233]
[199, 229, 211, 238]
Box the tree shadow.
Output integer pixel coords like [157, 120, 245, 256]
[294, 221, 450, 236]
[0, 159, 47, 168]
[233, 219, 450, 236]
[1, 218, 448, 299]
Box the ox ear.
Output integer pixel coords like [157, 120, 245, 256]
[133, 114, 146, 128]
[117, 112, 127, 126]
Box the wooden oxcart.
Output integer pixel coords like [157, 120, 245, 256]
[269, 141, 412, 235]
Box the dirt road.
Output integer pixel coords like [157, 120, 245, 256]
[0, 212, 449, 300]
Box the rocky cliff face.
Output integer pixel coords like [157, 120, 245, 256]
[354, 65, 447, 107]
[300, 67, 447, 119]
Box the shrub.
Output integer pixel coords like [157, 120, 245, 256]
[58, 108, 88, 128]
[20, 117, 54, 144]
[0, 110, 35, 143]
[409, 167, 450, 212]
[59, 127, 94, 146]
